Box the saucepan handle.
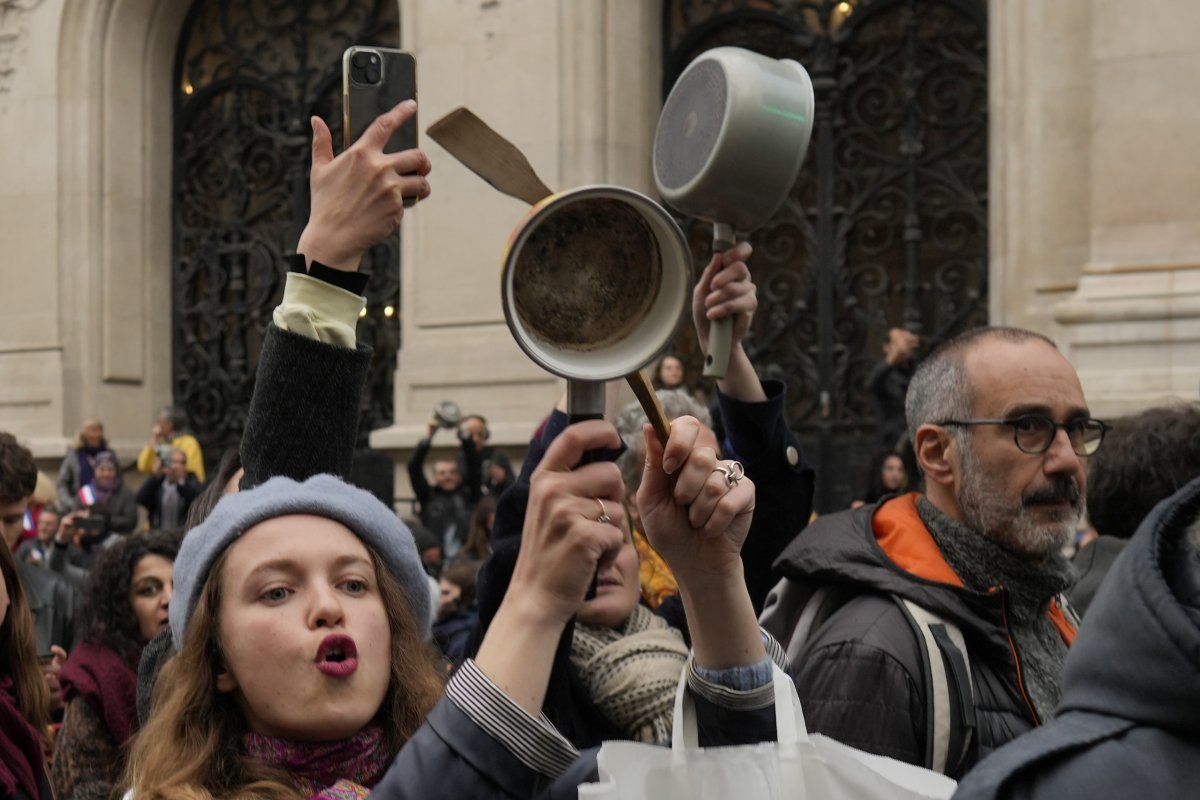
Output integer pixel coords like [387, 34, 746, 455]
[702, 222, 736, 378]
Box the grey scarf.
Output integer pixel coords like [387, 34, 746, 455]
[917, 497, 1076, 720]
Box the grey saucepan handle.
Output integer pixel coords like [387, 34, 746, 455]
[703, 222, 736, 378]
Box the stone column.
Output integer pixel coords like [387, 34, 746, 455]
[990, 0, 1200, 417]
[370, 0, 662, 510]
[1051, 0, 1200, 416]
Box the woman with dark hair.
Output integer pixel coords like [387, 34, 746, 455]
[51, 530, 179, 800]
[0, 544, 52, 800]
[432, 560, 480, 667]
[454, 494, 495, 564]
[850, 450, 909, 509]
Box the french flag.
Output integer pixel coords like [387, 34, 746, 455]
[79, 485, 96, 506]
[23, 509, 34, 532]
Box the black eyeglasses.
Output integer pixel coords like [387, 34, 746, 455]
[936, 415, 1109, 456]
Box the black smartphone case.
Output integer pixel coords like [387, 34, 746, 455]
[343, 47, 418, 204]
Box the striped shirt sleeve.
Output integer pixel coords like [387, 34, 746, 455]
[445, 659, 581, 778]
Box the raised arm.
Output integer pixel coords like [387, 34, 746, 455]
[474, 420, 625, 713]
[636, 416, 766, 670]
[692, 243, 814, 611]
[239, 101, 431, 488]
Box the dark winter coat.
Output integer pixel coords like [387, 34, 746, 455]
[773, 494, 1077, 778]
[134, 473, 203, 529]
[952, 475, 1200, 799]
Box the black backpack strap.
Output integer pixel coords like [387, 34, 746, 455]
[894, 597, 975, 777]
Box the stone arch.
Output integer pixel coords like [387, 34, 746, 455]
[55, 0, 190, 449]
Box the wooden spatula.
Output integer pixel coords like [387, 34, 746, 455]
[426, 107, 554, 205]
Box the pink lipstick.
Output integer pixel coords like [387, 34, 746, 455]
[315, 634, 358, 678]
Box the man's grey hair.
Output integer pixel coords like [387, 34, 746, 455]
[160, 405, 188, 430]
[614, 389, 712, 493]
[904, 326, 1058, 447]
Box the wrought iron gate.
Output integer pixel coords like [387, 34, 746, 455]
[664, 0, 988, 512]
[172, 0, 401, 476]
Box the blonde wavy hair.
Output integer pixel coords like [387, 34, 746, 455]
[124, 545, 444, 800]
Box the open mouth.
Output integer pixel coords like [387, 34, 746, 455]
[315, 635, 359, 677]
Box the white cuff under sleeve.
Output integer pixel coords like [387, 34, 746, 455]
[271, 272, 366, 347]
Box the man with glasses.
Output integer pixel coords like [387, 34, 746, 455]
[766, 326, 1103, 779]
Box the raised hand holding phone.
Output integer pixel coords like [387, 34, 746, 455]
[296, 100, 431, 272]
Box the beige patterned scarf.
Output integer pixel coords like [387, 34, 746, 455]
[569, 604, 690, 743]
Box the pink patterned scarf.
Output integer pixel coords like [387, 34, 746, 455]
[242, 724, 389, 799]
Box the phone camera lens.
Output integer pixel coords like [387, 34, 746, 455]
[351, 51, 370, 68]
[365, 66, 381, 83]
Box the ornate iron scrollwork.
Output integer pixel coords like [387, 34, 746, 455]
[173, 0, 401, 470]
[664, 0, 988, 510]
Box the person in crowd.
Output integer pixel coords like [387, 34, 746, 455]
[433, 560, 481, 668]
[653, 354, 686, 391]
[454, 494, 496, 564]
[405, 518, 443, 578]
[608, 244, 814, 615]
[613, 391, 712, 609]
[52, 530, 178, 800]
[135, 447, 202, 530]
[2, 434, 79, 663]
[469, 242, 811, 750]
[56, 419, 113, 512]
[1, 433, 39, 554]
[953, 473, 1200, 799]
[17, 473, 58, 549]
[866, 326, 920, 448]
[850, 449, 910, 509]
[459, 414, 515, 496]
[407, 421, 481, 559]
[136, 406, 205, 483]
[15, 506, 59, 568]
[65, 450, 136, 544]
[767, 326, 1102, 777]
[1068, 402, 1200, 615]
[1, 543, 53, 800]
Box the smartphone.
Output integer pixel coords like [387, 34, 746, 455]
[75, 516, 105, 532]
[343, 46, 418, 206]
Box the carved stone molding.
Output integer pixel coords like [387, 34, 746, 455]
[0, 0, 46, 94]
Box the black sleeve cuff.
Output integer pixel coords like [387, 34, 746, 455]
[285, 253, 370, 295]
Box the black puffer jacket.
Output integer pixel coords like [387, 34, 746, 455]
[772, 494, 1076, 778]
[952, 475, 1200, 799]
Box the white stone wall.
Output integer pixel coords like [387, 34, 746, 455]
[0, 0, 1197, 483]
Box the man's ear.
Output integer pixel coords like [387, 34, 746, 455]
[915, 424, 956, 489]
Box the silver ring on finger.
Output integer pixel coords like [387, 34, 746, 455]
[594, 497, 612, 525]
[714, 460, 745, 488]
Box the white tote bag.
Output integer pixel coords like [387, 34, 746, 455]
[578, 663, 956, 800]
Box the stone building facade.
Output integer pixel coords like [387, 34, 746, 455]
[0, 0, 1196, 509]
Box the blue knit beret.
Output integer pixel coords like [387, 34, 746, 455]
[170, 474, 430, 649]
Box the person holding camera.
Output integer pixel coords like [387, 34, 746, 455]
[135, 406, 205, 483]
[135, 447, 202, 530]
[61, 453, 136, 572]
[407, 412, 483, 559]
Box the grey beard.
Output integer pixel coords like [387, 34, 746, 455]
[957, 438, 1082, 560]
